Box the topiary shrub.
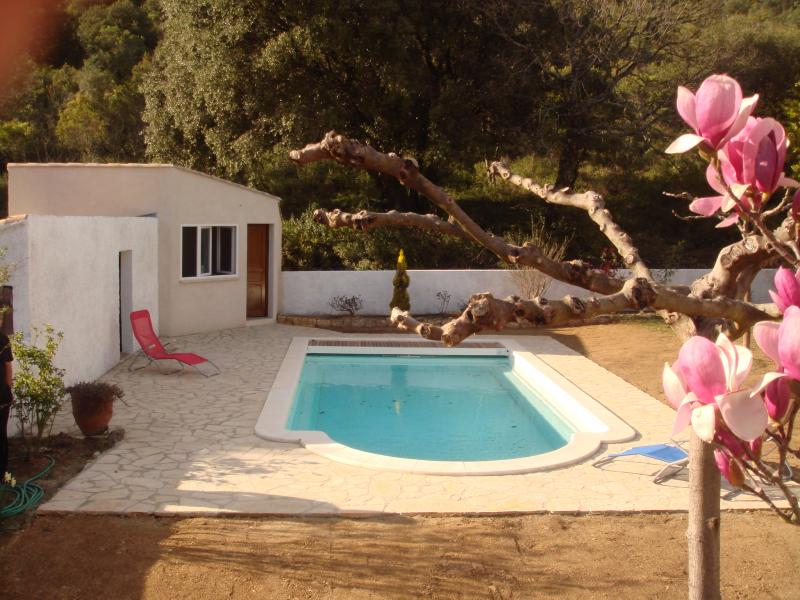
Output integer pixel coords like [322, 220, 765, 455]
[390, 249, 410, 311]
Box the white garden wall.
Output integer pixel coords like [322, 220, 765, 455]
[280, 268, 778, 316]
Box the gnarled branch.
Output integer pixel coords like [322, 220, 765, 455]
[390, 279, 775, 347]
[290, 132, 785, 345]
[313, 208, 472, 241]
[488, 161, 652, 279]
[693, 215, 797, 301]
[390, 278, 655, 346]
[291, 131, 626, 296]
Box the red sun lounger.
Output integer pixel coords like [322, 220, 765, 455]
[129, 309, 220, 377]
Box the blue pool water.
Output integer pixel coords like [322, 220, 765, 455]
[287, 354, 574, 461]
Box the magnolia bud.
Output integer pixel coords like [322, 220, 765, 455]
[728, 459, 745, 488]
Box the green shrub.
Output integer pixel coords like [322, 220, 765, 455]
[11, 325, 66, 457]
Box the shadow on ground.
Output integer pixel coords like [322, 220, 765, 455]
[1, 511, 798, 599]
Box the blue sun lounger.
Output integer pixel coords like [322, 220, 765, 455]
[592, 443, 689, 484]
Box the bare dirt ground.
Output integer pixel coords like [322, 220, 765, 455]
[1, 319, 798, 599]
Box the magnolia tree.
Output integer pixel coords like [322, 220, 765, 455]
[290, 74, 799, 599]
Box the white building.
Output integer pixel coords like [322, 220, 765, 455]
[1, 163, 282, 384]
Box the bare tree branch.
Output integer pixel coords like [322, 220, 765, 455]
[762, 189, 793, 219]
[390, 278, 657, 346]
[291, 131, 627, 296]
[694, 216, 796, 300]
[747, 211, 800, 268]
[671, 210, 709, 222]
[663, 191, 696, 202]
[389, 279, 776, 347]
[488, 161, 652, 279]
[312, 208, 473, 241]
[289, 132, 784, 345]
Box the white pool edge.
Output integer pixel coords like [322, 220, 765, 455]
[254, 336, 637, 475]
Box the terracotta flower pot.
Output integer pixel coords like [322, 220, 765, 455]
[71, 395, 113, 436]
[67, 381, 124, 437]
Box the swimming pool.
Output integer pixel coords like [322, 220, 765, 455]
[255, 337, 636, 475]
[288, 354, 574, 461]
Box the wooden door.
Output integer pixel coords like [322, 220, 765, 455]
[247, 224, 269, 318]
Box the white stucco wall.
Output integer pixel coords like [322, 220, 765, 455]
[0, 217, 32, 337]
[0, 215, 158, 386]
[160, 168, 282, 336]
[7, 164, 281, 336]
[280, 268, 779, 315]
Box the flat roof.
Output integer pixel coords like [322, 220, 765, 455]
[7, 163, 281, 202]
[8, 163, 173, 167]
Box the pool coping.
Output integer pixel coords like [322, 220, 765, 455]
[254, 336, 636, 475]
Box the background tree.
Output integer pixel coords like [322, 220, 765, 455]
[471, 0, 714, 188]
[55, 0, 158, 160]
[783, 82, 800, 181]
[142, 0, 517, 211]
[4, 0, 800, 270]
[0, 0, 158, 212]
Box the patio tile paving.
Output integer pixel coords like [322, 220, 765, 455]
[39, 323, 785, 515]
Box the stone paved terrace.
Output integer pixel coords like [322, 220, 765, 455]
[41, 323, 778, 515]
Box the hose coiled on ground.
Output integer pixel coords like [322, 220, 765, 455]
[0, 455, 55, 518]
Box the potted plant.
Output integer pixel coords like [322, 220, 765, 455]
[66, 381, 124, 436]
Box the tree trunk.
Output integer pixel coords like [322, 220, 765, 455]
[743, 288, 752, 349]
[555, 137, 583, 189]
[687, 433, 721, 600]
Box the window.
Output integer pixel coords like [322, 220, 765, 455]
[181, 225, 236, 278]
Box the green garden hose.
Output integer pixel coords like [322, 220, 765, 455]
[0, 456, 55, 518]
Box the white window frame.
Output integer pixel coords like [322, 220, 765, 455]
[180, 224, 238, 280]
[199, 226, 212, 276]
[214, 225, 236, 275]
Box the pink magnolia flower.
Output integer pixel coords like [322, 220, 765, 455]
[752, 305, 800, 422]
[720, 117, 797, 195]
[768, 266, 800, 313]
[749, 436, 763, 458]
[666, 74, 758, 154]
[686, 118, 756, 227]
[754, 305, 800, 382]
[687, 163, 746, 228]
[763, 377, 792, 421]
[689, 118, 799, 228]
[715, 429, 746, 457]
[663, 334, 770, 443]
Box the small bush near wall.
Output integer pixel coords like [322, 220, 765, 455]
[435, 290, 451, 314]
[11, 325, 66, 457]
[328, 295, 364, 316]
